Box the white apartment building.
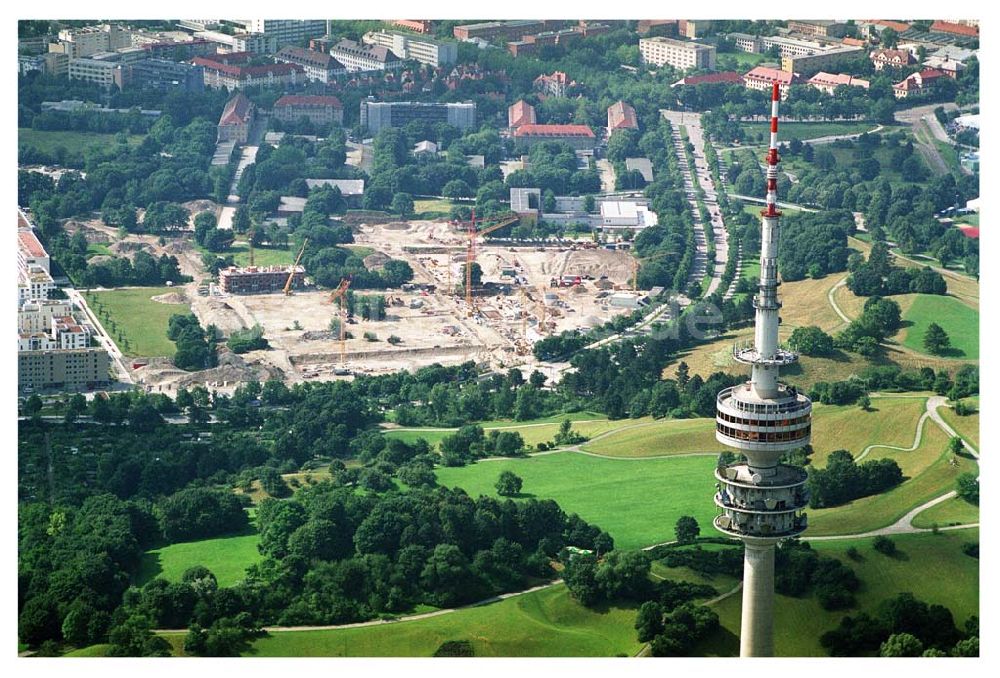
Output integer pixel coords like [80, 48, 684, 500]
[362, 30, 457, 67]
[639, 36, 716, 71]
[68, 58, 120, 88]
[18, 300, 75, 333]
[56, 24, 133, 58]
[237, 19, 326, 48]
[330, 39, 404, 73]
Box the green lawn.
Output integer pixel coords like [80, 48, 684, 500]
[940, 397, 979, 449]
[702, 530, 979, 656]
[86, 242, 112, 258]
[63, 644, 112, 657]
[161, 584, 641, 657]
[899, 294, 979, 359]
[228, 242, 295, 267]
[136, 533, 262, 588]
[384, 411, 619, 449]
[436, 451, 718, 550]
[87, 286, 191, 357]
[716, 51, 768, 70]
[911, 496, 978, 529]
[19, 127, 145, 156]
[580, 418, 717, 458]
[414, 198, 457, 219]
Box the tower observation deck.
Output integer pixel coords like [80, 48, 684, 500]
[713, 82, 812, 658]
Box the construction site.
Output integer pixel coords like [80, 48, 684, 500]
[187, 214, 643, 384]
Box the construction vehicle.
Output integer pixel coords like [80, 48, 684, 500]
[462, 210, 519, 316]
[327, 277, 352, 365]
[282, 238, 309, 296]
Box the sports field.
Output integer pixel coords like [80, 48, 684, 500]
[18, 128, 145, 156]
[136, 533, 262, 588]
[436, 451, 718, 550]
[160, 584, 642, 657]
[87, 286, 191, 357]
[899, 294, 979, 359]
[701, 529, 979, 656]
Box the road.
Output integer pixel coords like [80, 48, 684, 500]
[683, 114, 729, 297]
[65, 287, 133, 385]
[895, 102, 960, 177]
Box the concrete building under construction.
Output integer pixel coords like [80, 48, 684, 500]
[219, 265, 305, 295]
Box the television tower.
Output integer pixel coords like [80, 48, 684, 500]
[713, 82, 812, 657]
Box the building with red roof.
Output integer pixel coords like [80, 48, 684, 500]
[743, 66, 801, 99]
[930, 21, 978, 38]
[893, 68, 947, 99]
[508, 99, 536, 129]
[870, 48, 915, 70]
[194, 53, 306, 91]
[392, 20, 433, 34]
[671, 71, 743, 87]
[218, 92, 255, 142]
[273, 95, 344, 127]
[807, 72, 870, 95]
[513, 124, 596, 150]
[607, 101, 638, 132]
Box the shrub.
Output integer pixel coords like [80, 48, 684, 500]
[872, 536, 896, 556]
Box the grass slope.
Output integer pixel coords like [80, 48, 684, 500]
[436, 451, 718, 550]
[88, 287, 191, 357]
[19, 128, 145, 155]
[939, 398, 979, 449]
[899, 294, 979, 359]
[701, 530, 979, 657]
[137, 533, 262, 588]
[384, 412, 619, 449]
[911, 496, 979, 529]
[161, 584, 642, 657]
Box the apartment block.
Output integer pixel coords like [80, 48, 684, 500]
[237, 19, 327, 48]
[123, 59, 205, 92]
[786, 20, 849, 38]
[68, 58, 120, 88]
[193, 53, 305, 90]
[329, 39, 403, 73]
[639, 36, 715, 70]
[18, 300, 75, 333]
[18, 348, 111, 392]
[360, 100, 476, 134]
[56, 24, 133, 58]
[219, 265, 305, 294]
[273, 95, 343, 127]
[781, 46, 864, 76]
[275, 46, 346, 83]
[453, 20, 548, 42]
[362, 30, 457, 67]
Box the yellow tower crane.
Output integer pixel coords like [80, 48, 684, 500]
[462, 210, 519, 316]
[282, 238, 309, 296]
[327, 277, 352, 365]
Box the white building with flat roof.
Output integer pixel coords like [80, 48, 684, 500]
[600, 201, 659, 230]
[639, 36, 715, 70]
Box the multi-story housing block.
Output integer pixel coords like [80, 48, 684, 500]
[639, 36, 716, 70]
[235, 19, 327, 48]
[781, 46, 864, 76]
[67, 58, 120, 88]
[56, 24, 133, 58]
[391, 20, 434, 34]
[219, 265, 305, 294]
[273, 95, 343, 127]
[329, 39, 403, 73]
[786, 20, 849, 38]
[122, 59, 205, 92]
[193, 53, 305, 90]
[453, 20, 548, 42]
[360, 100, 476, 134]
[362, 30, 457, 68]
[870, 48, 916, 70]
[275, 46, 346, 83]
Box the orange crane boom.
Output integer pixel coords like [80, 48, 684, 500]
[283, 238, 309, 296]
[462, 211, 519, 315]
[328, 277, 352, 364]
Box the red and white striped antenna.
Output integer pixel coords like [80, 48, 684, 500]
[763, 81, 781, 218]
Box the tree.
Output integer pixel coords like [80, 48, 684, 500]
[635, 601, 665, 642]
[391, 192, 415, 218]
[872, 535, 896, 556]
[789, 326, 834, 356]
[674, 515, 700, 543]
[923, 323, 950, 355]
[880, 632, 924, 657]
[495, 470, 523, 497]
[956, 473, 978, 506]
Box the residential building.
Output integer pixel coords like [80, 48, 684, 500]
[639, 36, 716, 70]
[600, 201, 658, 230]
[728, 32, 762, 53]
[508, 100, 536, 129]
[453, 20, 548, 42]
[362, 30, 457, 67]
[893, 68, 947, 99]
[219, 265, 305, 294]
[509, 28, 581, 57]
[194, 30, 277, 55]
[806, 71, 870, 95]
[67, 58, 120, 88]
[672, 71, 743, 87]
[759, 34, 842, 58]
[18, 226, 50, 276]
[870, 48, 916, 70]
[275, 46, 346, 83]
[534, 71, 576, 97]
[193, 53, 305, 90]
[607, 101, 638, 132]
[40, 52, 70, 77]
[637, 20, 679, 36]
[781, 46, 864, 76]
[861, 20, 912, 37]
[141, 38, 217, 60]
[273, 95, 344, 126]
[329, 39, 403, 73]
[360, 100, 476, 134]
[925, 54, 965, 79]
[512, 124, 596, 151]
[18, 35, 54, 55]
[19, 315, 90, 351]
[743, 66, 801, 99]
[391, 20, 434, 34]
[217, 92, 255, 143]
[18, 347, 110, 392]
[678, 20, 711, 39]
[56, 24, 133, 58]
[123, 59, 204, 92]
[786, 21, 849, 38]
[19, 55, 46, 76]
[231, 19, 327, 48]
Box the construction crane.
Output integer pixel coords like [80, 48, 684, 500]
[282, 238, 309, 296]
[248, 228, 255, 267]
[328, 277, 352, 365]
[462, 210, 519, 315]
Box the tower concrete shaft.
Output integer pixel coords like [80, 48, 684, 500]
[713, 81, 813, 657]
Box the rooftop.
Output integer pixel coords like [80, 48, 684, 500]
[274, 94, 343, 109]
[219, 93, 253, 126]
[18, 228, 47, 258]
[513, 124, 595, 138]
